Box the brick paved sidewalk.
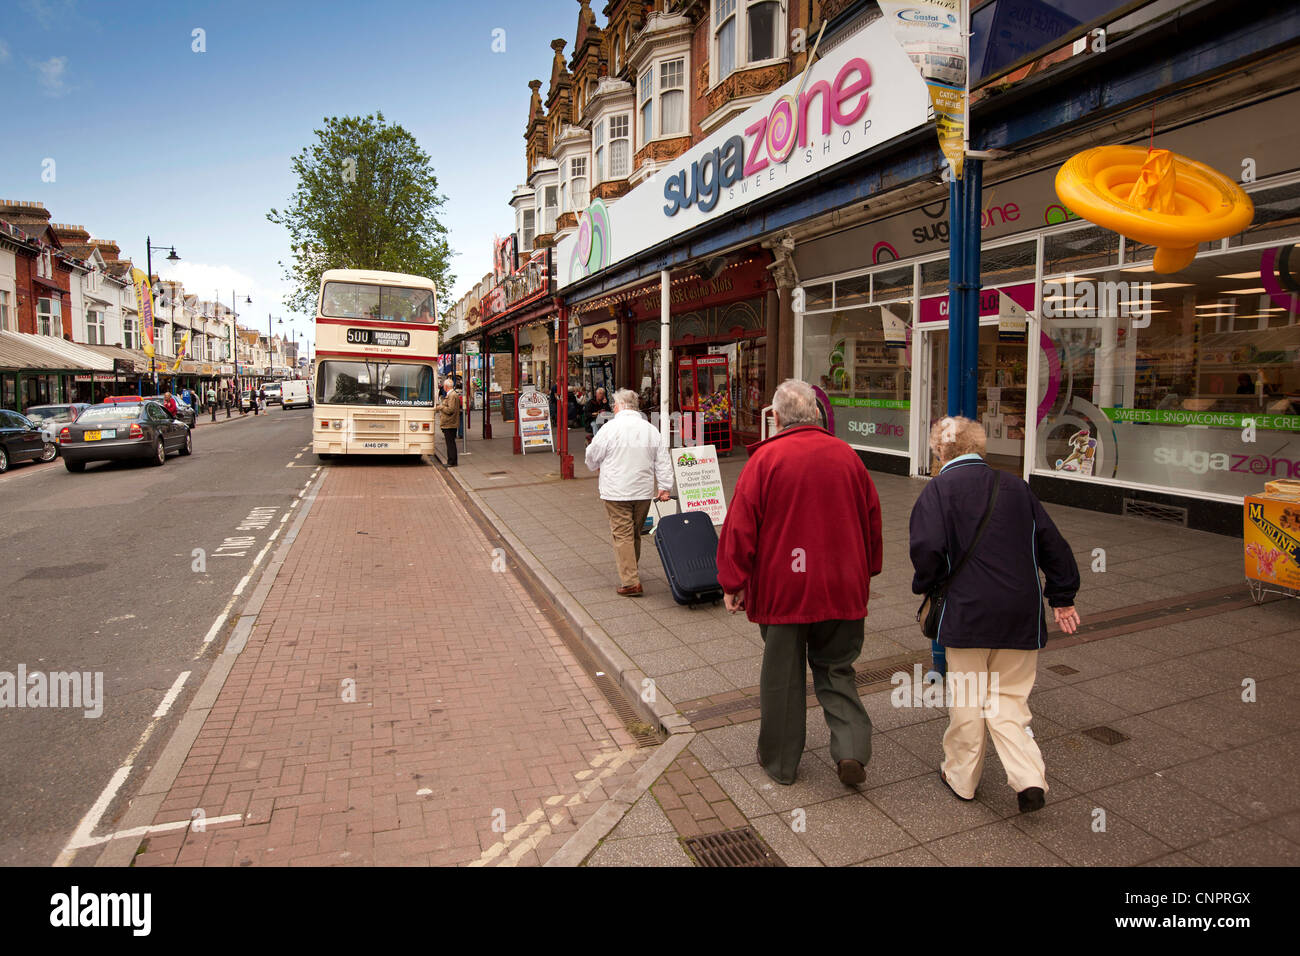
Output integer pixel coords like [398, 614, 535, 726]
[441, 429, 1300, 866]
[127, 457, 650, 867]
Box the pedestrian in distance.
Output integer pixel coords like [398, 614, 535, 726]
[909, 416, 1081, 814]
[259, 387, 267, 412]
[583, 388, 673, 597]
[716, 379, 882, 787]
[437, 377, 461, 467]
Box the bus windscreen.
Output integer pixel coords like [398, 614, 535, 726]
[320, 283, 435, 323]
[316, 361, 436, 406]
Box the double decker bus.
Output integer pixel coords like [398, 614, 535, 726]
[313, 269, 440, 459]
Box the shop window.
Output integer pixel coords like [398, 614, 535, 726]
[981, 239, 1036, 285]
[1035, 244, 1300, 499]
[802, 305, 912, 453]
[1229, 180, 1300, 249]
[872, 265, 913, 303]
[803, 282, 834, 312]
[1044, 224, 1119, 275]
[835, 275, 870, 309]
[920, 259, 949, 298]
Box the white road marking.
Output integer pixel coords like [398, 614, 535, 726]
[63, 813, 244, 851]
[199, 593, 240, 648]
[54, 767, 131, 866]
[232, 538, 275, 597]
[470, 748, 636, 868]
[152, 671, 190, 718]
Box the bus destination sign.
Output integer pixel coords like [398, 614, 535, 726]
[346, 328, 411, 348]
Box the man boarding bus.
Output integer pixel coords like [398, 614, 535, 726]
[313, 269, 439, 459]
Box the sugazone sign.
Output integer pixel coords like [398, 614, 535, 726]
[672, 444, 728, 525]
[558, 18, 930, 289]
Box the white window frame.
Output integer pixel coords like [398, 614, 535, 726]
[638, 67, 654, 146]
[659, 57, 687, 138]
[639, 55, 688, 147]
[0, 288, 12, 332]
[522, 208, 536, 250]
[609, 113, 630, 180]
[37, 296, 60, 336]
[713, 0, 784, 87]
[86, 308, 105, 345]
[123, 315, 138, 350]
[542, 185, 558, 235]
[571, 157, 589, 212]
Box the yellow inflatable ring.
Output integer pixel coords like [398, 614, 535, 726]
[1055, 146, 1254, 273]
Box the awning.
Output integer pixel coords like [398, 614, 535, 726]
[30, 275, 67, 294]
[0, 331, 91, 372]
[24, 335, 115, 371]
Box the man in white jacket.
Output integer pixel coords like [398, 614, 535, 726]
[584, 388, 674, 597]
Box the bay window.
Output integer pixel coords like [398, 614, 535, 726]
[714, 0, 782, 83]
[571, 157, 588, 211]
[86, 308, 105, 345]
[660, 58, 685, 136]
[522, 209, 535, 250]
[542, 185, 558, 234]
[609, 114, 629, 179]
[639, 68, 653, 143]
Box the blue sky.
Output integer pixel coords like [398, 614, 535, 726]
[0, 0, 573, 352]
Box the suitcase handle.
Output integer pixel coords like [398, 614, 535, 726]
[652, 495, 678, 519]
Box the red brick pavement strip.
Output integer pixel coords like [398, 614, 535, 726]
[132, 461, 650, 867]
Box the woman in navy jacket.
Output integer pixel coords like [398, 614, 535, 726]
[909, 416, 1080, 813]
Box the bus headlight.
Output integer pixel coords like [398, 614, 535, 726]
[331, 420, 343, 430]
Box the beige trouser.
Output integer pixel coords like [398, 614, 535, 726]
[941, 646, 1048, 799]
[604, 499, 652, 588]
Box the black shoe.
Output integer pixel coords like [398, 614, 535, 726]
[1017, 787, 1046, 813]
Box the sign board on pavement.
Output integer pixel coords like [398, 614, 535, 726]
[672, 444, 727, 526]
[518, 387, 553, 453]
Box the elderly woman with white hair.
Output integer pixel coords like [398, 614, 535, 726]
[909, 416, 1080, 813]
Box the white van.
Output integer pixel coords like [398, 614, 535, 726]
[281, 380, 311, 410]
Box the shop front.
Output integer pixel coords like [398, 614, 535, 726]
[793, 88, 1300, 529]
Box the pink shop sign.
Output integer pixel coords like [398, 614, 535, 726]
[919, 282, 1035, 324]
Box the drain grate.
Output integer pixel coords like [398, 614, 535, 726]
[683, 827, 784, 867]
[590, 670, 662, 748]
[1047, 664, 1080, 676]
[1082, 725, 1130, 745]
[1122, 499, 1189, 526]
[485, 470, 508, 476]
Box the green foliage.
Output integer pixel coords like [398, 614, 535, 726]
[268, 112, 455, 315]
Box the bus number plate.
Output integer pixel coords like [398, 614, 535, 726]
[362, 441, 391, 449]
[346, 329, 410, 348]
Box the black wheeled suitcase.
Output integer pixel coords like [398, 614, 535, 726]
[653, 501, 724, 607]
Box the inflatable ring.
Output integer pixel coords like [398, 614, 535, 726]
[1055, 146, 1254, 273]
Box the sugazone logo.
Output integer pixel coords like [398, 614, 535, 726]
[1153, 447, 1300, 478]
[847, 420, 904, 437]
[676, 452, 698, 467]
[662, 58, 873, 216]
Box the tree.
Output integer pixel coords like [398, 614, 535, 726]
[268, 112, 454, 315]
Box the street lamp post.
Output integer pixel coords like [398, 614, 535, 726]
[228, 292, 251, 418]
[145, 236, 180, 394]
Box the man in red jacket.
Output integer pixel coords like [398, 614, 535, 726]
[717, 379, 882, 787]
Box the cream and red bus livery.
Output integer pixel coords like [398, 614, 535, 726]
[313, 269, 440, 459]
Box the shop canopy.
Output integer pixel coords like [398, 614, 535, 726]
[0, 331, 94, 372]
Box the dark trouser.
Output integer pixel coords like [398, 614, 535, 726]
[757, 619, 873, 785]
[442, 427, 458, 466]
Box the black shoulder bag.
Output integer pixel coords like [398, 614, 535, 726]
[917, 474, 1001, 639]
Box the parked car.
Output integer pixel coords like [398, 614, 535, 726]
[1, 409, 58, 473]
[59, 400, 192, 472]
[241, 389, 257, 412]
[101, 394, 196, 428]
[281, 380, 312, 410]
[22, 403, 91, 447]
[264, 384, 283, 406]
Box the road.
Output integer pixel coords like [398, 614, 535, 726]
[0, 407, 315, 866]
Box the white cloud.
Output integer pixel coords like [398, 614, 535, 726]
[33, 55, 71, 96]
